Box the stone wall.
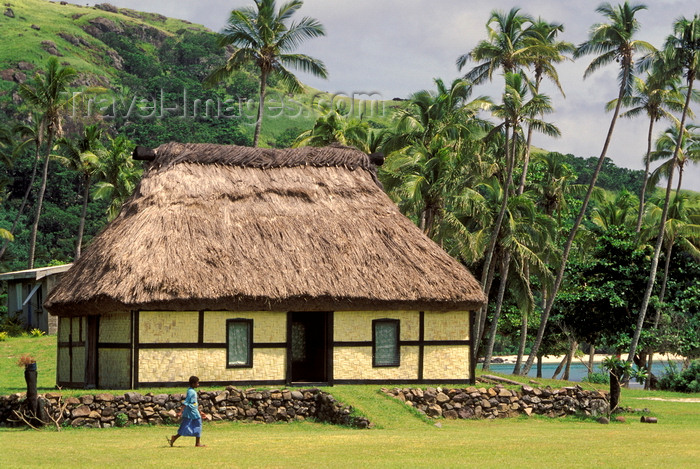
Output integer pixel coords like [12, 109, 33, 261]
[0, 387, 371, 429]
[0, 384, 609, 430]
[383, 384, 609, 419]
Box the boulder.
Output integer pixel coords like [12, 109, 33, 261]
[426, 404, 442, 418]
[71, 405, 91, 418]
[40, 41, 62, 57]
[4, 8, 14, 18]
[88, 17, 123, 34]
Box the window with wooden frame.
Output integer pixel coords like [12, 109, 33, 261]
[226, 319, 253, 368]
[373, 319, 400, 367]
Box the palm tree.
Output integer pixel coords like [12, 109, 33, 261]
[613, 71, 685, 232]
[205, 0, 327, 147]
[477, 72, 559, 356]
[590, 189, 639, 230]
[524, 2, 654, 374]
[638, 191, 700, 380]
[0, 116, 44, 262]
[518, 19, 575, 193]
[480, 185, 555, 370]
[93, 135, 142, 221]
[54, 125, 102, 259]
[511, 152, 576, 374]
[294, 105, 370, 151]
[456, 7, 534, 84]
[18, 57, 79, 268]
[0, 126, 14, 242]
[641, 192, 700, 303]
[648, 124, 700, 194]
[381, 78, 490, 239]
[629, 14, 700, 363]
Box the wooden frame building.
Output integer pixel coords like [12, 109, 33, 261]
[45, 143, 485, 389]
[0, 264, 72, 335]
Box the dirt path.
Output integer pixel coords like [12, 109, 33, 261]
[632, 397, 700, 403]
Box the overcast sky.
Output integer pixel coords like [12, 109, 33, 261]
[96, 0, 699, 192]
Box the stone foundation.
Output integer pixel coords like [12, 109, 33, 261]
[382, 384, 610, 419]
[0, 387, 371, 429]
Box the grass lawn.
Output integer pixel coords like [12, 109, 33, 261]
[2, 336, 699, 468]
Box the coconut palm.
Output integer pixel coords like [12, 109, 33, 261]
[518, 19, 575, 193]
[512, 152, 577, 374]
[590, 189, 639, 230]
[293, 105, 370, 152]
[205, 0, 327, 147]
[18, 57, 79, 268]
[0, 126, 13, 242]
[479, 184, 555, 370]
[456, 7, 535, 84]
[524, 2, 654, 374]
[613, 71, 686, 231]
[629, 14, 700, 363]
[476, 72, 559, 356]
[0, 116, 46, 261]
[54, 125, 102, 259]
[648, 124, 700, 194]
[93, 135, 142, 221]
[641, 192, 700, 303]
[381, 78, 490, 239]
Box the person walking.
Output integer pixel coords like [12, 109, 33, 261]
[168, 375, 206, 447]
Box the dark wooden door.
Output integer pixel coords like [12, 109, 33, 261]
[288, 312, 331, 383]
[85, 316, 99, 388]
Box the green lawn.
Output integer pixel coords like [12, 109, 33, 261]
[2, 335, 699, 468]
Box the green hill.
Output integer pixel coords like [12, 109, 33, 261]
[0, 0, 396, 147]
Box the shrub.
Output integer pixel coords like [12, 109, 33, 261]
[583, 371, 610, 384]
[0, 313, 24, 336]
[658, 360, 700, 393]
[29, 328, 45, 337]
[0, 331, 8, 341]
[115, 412, 128, 427]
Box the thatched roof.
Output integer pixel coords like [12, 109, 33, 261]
[45, 143, 485, 316]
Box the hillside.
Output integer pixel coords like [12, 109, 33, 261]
[0, 0, 395, 147]
[0, 0, 207, 85]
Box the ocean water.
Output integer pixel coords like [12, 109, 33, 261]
[486, 360, 679, 385]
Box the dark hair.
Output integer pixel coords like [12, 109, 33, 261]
[188, 375, 199, 387]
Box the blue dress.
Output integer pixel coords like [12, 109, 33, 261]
[178, 387, 202, 437]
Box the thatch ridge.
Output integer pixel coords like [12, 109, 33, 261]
[46, 143, 485, 316]
[151, 142, 372, 171]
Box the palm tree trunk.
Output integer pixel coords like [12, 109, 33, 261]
[475, 255, 497, 357]
[28, 132, 54, 269]
[476, 125, 511, 349]
[523, 67, 630, 375]
[635, 118, 655, 233]
[0, 143, 41, 261]
[562, 339, 577, 381]
[476, 124, 517, 358]
[512, 307, 528, 375]
[587, 343, 596, 375]
[658, 241, 674, 303]
[482, 253, 511, 370]
[518, 122, 535, 195]
[253, 70, 268, 147]
[551, 355, 566, 379]
[75, 177, 90, 260]
[627, 76, 695, 364]
[513, 263, 531, 375]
